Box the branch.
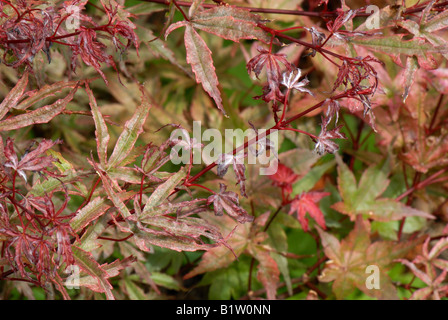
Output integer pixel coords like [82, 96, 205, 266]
[137, 0, 448, 18]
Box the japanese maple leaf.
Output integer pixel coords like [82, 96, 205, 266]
[247, 122, 278, 160]
[288, 191, 329, 232]
[1, 7, 54, 68]
[246, 47, 294, 103]
[268, 163, 299, 194]
[207, 183, 253, 224]
[217, 152, 247, 197]
[281, 67, 313, 96]
[3, 138, 60, 182]
[400, 115, 448, 174]
[71, 27, 118, 85]
[164, 5, 273, 114]
[332, 154, 435, 223]
[314, 123, 346, 156]
[185, 211, 279, 299]
[317, 216, 421, 299]
[100, 0, 140, 54]
[398, 237, 448, 300]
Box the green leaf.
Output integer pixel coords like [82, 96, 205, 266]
[204, 267, 243, 300]
[268, 223, 292, 296]
[86, 84, 110, 167]
[150, 272, 183, 291]
[350, 35, 440, 68]
[317, 217, 420, 299]
[124, 278, 148, 300]
[141, 167, 186, 218]
[292, 160, 335, 196]
[332, 155, 434, 222]
[78, 215, 109, 252]
[90, 159, 133, 221]
[107, 87, 151, 170]
[72, 246, 115, 300]
[29, 150, 87, 197]
[70, 197, 109, 233]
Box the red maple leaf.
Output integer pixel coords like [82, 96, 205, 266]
[267, 163, 299, 194]
[207, 183, 254, 224]
[246, 47, 294, 103]
[3, 138, 61, 182]
[288, 191, 330, 231]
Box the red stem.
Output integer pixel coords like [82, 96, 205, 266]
[428, 94, 444, 134]
[0, 0, 20, 18]
[187, 93, 347, 185]
[396, 169, 447, 202]
[139, 0, 448, 17]
[173, 0, 190, 21]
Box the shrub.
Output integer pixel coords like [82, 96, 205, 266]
[0, 0, 447, 300]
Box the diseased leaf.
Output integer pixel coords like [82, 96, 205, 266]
[137, 25, 192, 77]
[165, 21, 225, 114]
[131, 223, 223, 253]
[78, 215, 110, 252]
[314, 124, 347, 156]
[246, 47, 294, 103]
[72, 28, 117, 85]
[4, 138, 61, 182]
[107, 167, 142, 184]
[424, 9, 448, 33]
